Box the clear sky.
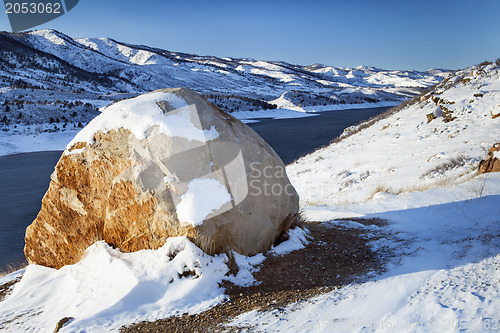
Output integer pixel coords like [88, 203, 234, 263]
[1, 0, 499, 70]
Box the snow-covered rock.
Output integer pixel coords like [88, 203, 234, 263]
[25, 88, 299, 269]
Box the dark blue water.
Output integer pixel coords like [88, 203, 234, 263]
[0, 106, 389, 270]
[249, 107, 389, 164]
[0, 151, 61, 270]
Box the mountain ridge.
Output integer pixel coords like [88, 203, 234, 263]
[0, 29, 447, 127]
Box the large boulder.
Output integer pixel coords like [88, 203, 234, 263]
[477, 143, 500, 174]
[25, 88, 299, 269]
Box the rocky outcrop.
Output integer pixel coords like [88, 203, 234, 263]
[25, 88, 299, 269]
[477, 143, 500, 174]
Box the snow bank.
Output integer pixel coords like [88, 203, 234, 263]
[0, 237, 228, 332]
[271, 227, 310, 256]
[225, 253, 266, 288]
[0, 126, 80, 156]
[0, 226, 309, 332]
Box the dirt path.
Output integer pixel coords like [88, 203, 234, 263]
[122, 219, 391, 332]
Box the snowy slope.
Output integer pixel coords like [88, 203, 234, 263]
[287, 62, 500, 206]
[229, 176, 500, 332]
[225, 62, 500, 331]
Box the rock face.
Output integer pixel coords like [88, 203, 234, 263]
[25, 88, 299, 269]
[477, 143, 500, 174]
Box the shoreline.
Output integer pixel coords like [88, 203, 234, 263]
[0, 103, 397, 158]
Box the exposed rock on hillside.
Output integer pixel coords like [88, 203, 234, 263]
[478, 143, 500, 174]
[24, 88, 299, 269]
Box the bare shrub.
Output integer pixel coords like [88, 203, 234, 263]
[467, 178, 487, 201]
[420, 154, 470, 178]
[0, 260, 27, 277]
[224, 249, 239, 277]
[359, 170, 372, 181]
[341, 179, 357, 188]
[479, 60, 492, 67]
[370, 184, 396, 197]
[337, 169, 352, 178]
[272, 211, 308, 248]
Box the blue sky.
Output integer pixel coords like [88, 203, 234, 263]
[1, 0, 499, 70]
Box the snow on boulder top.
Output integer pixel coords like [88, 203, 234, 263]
[67, 89, 219, 151]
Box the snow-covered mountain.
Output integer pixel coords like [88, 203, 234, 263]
[0, 29, 446, 127]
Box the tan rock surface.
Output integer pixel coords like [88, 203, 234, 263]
[25, 88, 299, 268]
[477, 143, 500, 174]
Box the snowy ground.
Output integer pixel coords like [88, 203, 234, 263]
[226, 63, 500, 332]
[0, 125, 81, 156]
[0, 228, 307, 332]
[229, 174, 500, 332]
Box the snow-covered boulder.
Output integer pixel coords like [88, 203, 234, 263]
[24, 88, 299, 269]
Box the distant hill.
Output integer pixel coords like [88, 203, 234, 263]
[0, 29, 447, 126]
